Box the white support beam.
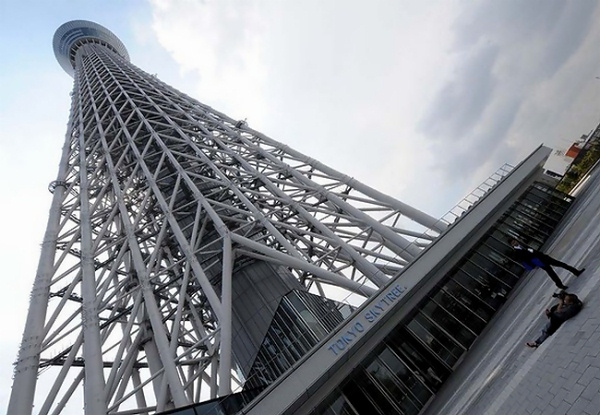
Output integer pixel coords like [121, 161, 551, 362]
[218, 233, 233, 396]
[230, 234, 377, 297]
[8, 121, 73, 415]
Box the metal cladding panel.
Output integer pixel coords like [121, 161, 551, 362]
[231, 261, 303, 377]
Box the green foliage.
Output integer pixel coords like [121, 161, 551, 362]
[557, 142, 600, 193]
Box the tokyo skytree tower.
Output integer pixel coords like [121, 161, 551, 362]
[9, 20, 445, 414]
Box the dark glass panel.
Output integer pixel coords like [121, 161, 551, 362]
[452, 269, 505, 311]
[479, 236, 524, 276]
[365, 355, 420, 415]
[470, 250, 517, 288]
[406, 313, 464, 366]
[528, 187, 570, 213]
[522, 190, 564, 219]
[432, 287, 487, 334]
[532, 182, 573, 206]
[513, 203, 557, 232]
[442, 279, 494, 322]
[287, 293, 328, 337]
[167, 409, 197, 415]
[385, 326, 451, 391]
[378, 347, 433, 408]
[343, 373, 397, 415]
[495, 217, 548, 249]
[528, 187, 570, 210]
[421, 299, 477, 348]
[315, 392, 359, 415]
[461, 259, 510, 291]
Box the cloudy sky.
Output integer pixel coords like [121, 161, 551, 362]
[2, 0, 600, 410]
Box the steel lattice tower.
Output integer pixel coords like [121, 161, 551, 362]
[9, 20, 446, 414]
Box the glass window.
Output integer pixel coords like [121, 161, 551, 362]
[316, 392, 359, 415]
[481, 235, 525, 276]
[442, 279, 495, 322]
[191, 402, 222, 415]
[497, 218, 547, 249]
[421, 299, 477, 348]
[378, 347, 433, 408]
[528, 187, 570, 213]
[532, 184, 573, 208]
[343, 374, 398, 415]
[365, 355, 421, 415]
[519, 204, 561, 228]
[171, 410, 197, 415]
[386, 327, 450, 391]
[406, 313, 464, 367]
[461, 259, 510, 291]
[470, 251, 517, 288]
[521, 192, 563, 222]
[452, 269, 505, 311]
[512, 203, 557, 233]
[432, 287, 487, 334]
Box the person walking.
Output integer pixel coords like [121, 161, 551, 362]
[510, 239, 584, 290]
[526, 291, 583, 348]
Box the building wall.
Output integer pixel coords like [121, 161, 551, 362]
[310, 182, 573, 415]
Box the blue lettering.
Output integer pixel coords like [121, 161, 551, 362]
[391, 285, 405, 297]
[329, 321, 368, 356]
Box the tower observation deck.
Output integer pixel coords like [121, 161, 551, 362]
[9, 20, 446, 414]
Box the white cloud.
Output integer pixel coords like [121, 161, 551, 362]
[418, 0, 600, 199]
[146, 0, 463, 214]
[148, 0, 269, 122]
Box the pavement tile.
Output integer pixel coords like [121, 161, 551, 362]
[566, 396, 591, 415]
[564, 382, 585, 404]
[548, 382, 567, 406]
[577, 366, 600, 387]
[584, 394, 600, 415]
[563, 372, 583, 391]
[549, 387, 569, 407]
[553, 400, 574, 415]
[580, 378, 600, 401]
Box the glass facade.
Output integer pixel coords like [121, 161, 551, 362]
[313, 182, 573, 415]
[157, 291, 352, 415]
[244, 290, 352, 390]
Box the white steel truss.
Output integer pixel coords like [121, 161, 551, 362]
[9, 21, 446, 415]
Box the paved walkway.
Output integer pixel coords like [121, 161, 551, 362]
[423, 168, 600, 415]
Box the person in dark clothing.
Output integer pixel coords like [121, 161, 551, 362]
[510, 240, 585, 290]
[527, 291, 583, 348]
